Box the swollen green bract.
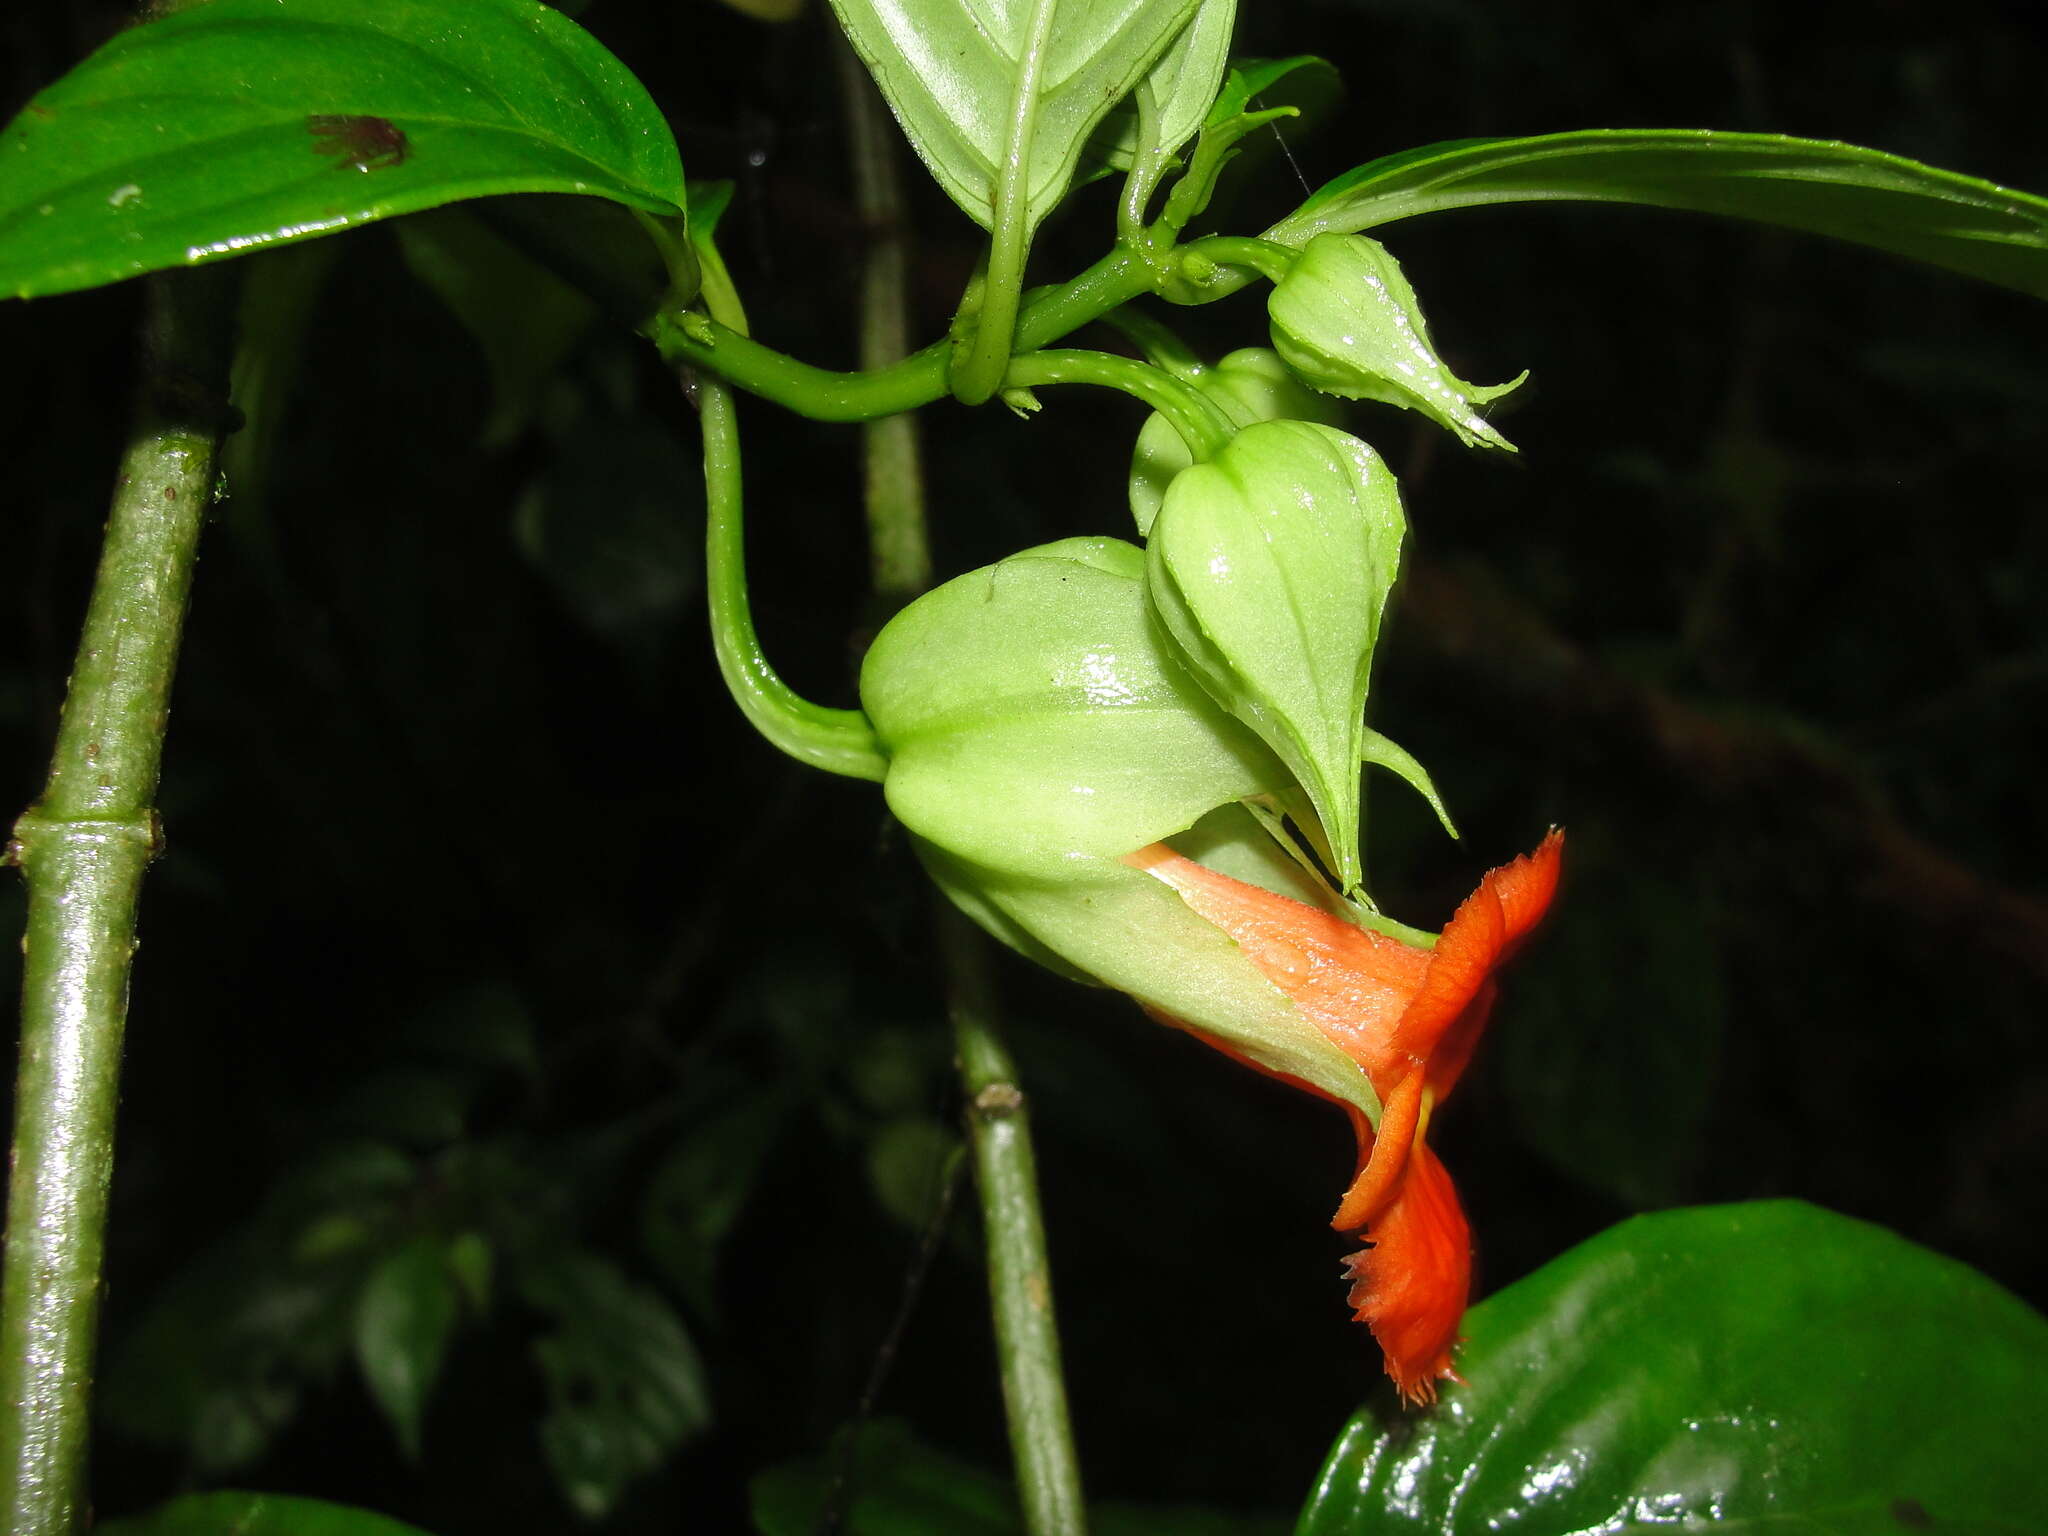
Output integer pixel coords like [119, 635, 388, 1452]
[1145, 421, 1405, 895]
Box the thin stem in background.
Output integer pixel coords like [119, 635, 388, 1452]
[942, 909, 1088, 1536]
[836, 38, 932, 610]
[836, 48, 1089, 1536]
[1, 266, 235, 1536]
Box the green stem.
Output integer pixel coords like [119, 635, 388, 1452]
[1116, 84, 1169, 248]
[837, 37, 932, 608]
[833, 73, 1085, 1524]
[950, 0, 1061, 406]
[687, 205, 888, 781]
[1, 268, 234, 1536]
[942, 910, 1088, 1536]
[697, 374, 888, 782]
[650, 247, 1157, 423]
[1182, 233, 1299, 286]
[1004, 349, 1235, 462]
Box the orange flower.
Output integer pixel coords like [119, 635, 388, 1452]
[1124, 829, 1563, 1402]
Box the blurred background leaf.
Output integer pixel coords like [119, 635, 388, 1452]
[99, 1491, 438, 1536]
[355, 1236, 465, 1461]
[520, 1250, 714, 1520]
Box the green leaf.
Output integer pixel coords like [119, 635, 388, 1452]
[1084, 0, 1237, 180]
[828, 0, 1204, 233]
[0, 0, 684, 300]
[521, 1249, 713, 1519]
[98, 1492, 437, 1536]
[1267, 130, 2048, 302]
[1296, 1202, 2048, 1535]
[1204, 56, 1336, 134]
[353, 1235, 461, 1461]
[1161, 55, 1339, 233]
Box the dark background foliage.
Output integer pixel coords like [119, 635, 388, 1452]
[3, 0, 2045, 1530]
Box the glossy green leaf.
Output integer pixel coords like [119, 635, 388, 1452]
[0, 0, 684, 300]
[99, 1492, 436, 1536]
[828, 0, 1203, 233]
[1297, 1201, 2048, 1535]
[353, 1235, 461, 1460]
[521, 1249, 712, 1519]
[1267, 130, 2048, 301]
[1147, 422, 1407, 894]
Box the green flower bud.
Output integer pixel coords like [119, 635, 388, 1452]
[859, 537, 1381, 1119]
[1127, 347, 1347, 536]
[1269, 233, 1526, 452]
[1145, 420, 1405, 894]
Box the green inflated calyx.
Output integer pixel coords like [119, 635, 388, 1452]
[1145, 420, 1405, 895]
[858, 537, 1382, 1122]
[1269, 233, 1526, 451]
[1127, 347, 1347, 535]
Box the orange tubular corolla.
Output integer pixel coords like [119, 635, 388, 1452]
[1125, 829, 1563, 1402]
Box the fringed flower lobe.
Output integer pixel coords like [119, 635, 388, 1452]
[1128, 829, 1563, 1401]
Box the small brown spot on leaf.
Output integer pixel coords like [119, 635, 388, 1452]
[1891, 1498, 1933, 1529]
[307, 114, 409, 172]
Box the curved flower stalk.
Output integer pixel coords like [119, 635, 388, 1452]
[1127, 829, 1563, 1401]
